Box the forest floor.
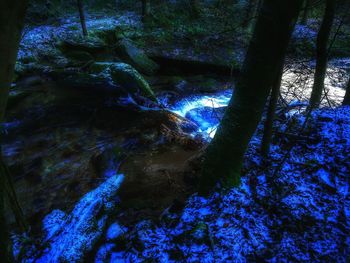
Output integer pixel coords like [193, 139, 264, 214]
[4, 9, 350, 262]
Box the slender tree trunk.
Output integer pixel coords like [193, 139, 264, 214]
[308, 0, 336, 110]
[115, 0, 118, 12]
[189, 0, 200, 18]
[199, 0, 303, 193]
[0, 171, 12, 262]
[343, 77, 350, 105]
[301, 0, 310, 25]
[141, 0, 151, 23]
[242, 0, 255, 29]
[261, 64, 284, 157]
[254, 0, 263, 18]
[77, 0, 88, 36]
[0, 0, 28, 261]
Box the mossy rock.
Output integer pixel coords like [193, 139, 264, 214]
[64, 50, 94, 63]
[115, 38, 159, 76]
[19, 54, 38, 64]
[58, 36, 108, 56]
[7, 90, 32, 109]
[87, 62, 157, 102]
[93, 27, 124, 45]
[109, 63, 157, 102]
[88, 62, 113, 74]
[49, 69, 110, 90]
[14, 62, 50, 79]
[197, 78, 220, 93]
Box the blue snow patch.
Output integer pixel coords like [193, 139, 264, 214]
[19, 174, 124, 262]
[95, 243, 116, 263]
[106, 222, 125, 241]
[114, 106, 350, 262]
[293, 24, 317, 39]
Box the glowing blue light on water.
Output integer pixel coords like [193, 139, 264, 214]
[166, 89, 232, 138]
[170, 90, 232, 117]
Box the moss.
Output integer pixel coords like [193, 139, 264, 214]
[110, 63, 157, 102]
[115, 38, 159, 75]
[67, 25, 79, 31]
[64, 51, 94, 62]
[88, 62, 112, 74]
[58, 35, 107, 55]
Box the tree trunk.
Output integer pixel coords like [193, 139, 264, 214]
[254, 0, 263, 18]
[141, 0, 151, 23]
[77, 0, 88, 36]
[308, 0, 336, 110]
[189, 0, 200, 18]
[115, 0, 118, 12]
[301, 0, 310, 25]
[0, 171, 12, 262]
[0, 0, 28, 260]
[261, 64, 284, 157]
[343, 77, 350, 105]
[242, 0, 256, 29]
[199, 0, 303, 194]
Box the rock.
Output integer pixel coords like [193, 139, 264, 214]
[48, 62, 158, 102]
[58, 36, 107, 56]
[316, 168, 336, 192]
[93, 26, 124, 46]
[149, 53, 239, 76]
[48, 69, 119, 97]
[88, 62, 112, 74]
[14, 62, 50, 79]
[95, 243, 115, 263]
[109, 63, 158, 102]
[32, 174, 124, 263]
[106, 222, 125, 241]
[196, 78, 221, 93]
[64, 50, 95, 63]
[7, 90, 32, 109]
[115, 38, 159, 76]
[185, 106, 226, 131]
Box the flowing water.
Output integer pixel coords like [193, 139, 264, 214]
[163, 58, 350, 139]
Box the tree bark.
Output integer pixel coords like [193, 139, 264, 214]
[261, 64, 284, 157]
[242, 0, 256, 29]
[301, 0, 310, 25]
[189, 0, 200, 18]
[0, 0, 28, 260]
[141, 0, 151, 23]
[254, 0, 263, 18]
[77, 0, 88, 36]
[308, 0, 336, 110]
[199, 0, 303, 194]
[343, 77, 350, 105]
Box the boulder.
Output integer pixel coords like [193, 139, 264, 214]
[115, 38, 159, 76]
[64, 50, 95, 63]
[109, 63, 158, 102]
[58, 36, 107, 55]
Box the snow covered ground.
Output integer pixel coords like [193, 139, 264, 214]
[14, 82, 350, 262]
[106, 106, 350, 262]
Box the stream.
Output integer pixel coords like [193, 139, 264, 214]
[7, 14, 350, 260]
[161, 57, 350, 140]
